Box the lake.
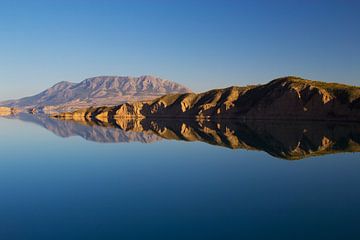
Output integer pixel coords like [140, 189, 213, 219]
[0, 114, 359, 239]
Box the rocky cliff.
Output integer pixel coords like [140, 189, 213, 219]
[54, 77, 360, 121]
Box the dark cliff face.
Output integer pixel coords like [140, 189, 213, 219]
[237, 78, 360, 120]
[55, 77, 360, 121]
[144, 77, 360, 120]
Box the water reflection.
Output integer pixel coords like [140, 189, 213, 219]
[5, 113, 161, 143]
[4, 113, 360, 160]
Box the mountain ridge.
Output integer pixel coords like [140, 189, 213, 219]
[0, 75, 192, 113]
[54, 76, 360, 122]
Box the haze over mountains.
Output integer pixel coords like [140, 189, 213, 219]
[0, 75, 191, 113]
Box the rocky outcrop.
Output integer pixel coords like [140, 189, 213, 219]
[0, 75, 192, 113]
[54, 77, 360, 121]
[0, 107, 19, 116]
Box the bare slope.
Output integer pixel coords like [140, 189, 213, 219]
[55, 76, 360, 121]
[0, 75, 191, 113]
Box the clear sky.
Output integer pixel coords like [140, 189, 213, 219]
[0, 0, 359, 100]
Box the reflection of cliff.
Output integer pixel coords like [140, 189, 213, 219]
[5, 113, 161, 143]
[4, 113, 360, 160]
[56, 116, 360, 160]
[125, 119, 360, 160]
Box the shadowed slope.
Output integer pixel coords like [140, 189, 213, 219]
[55, 76, 360, 121]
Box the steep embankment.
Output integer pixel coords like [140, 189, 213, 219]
[54, 77, 360, 121]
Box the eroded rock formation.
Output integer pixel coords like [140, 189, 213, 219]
[54, 77, 360, 121]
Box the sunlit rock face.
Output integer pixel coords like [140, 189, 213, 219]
[54, 77, 360, 121]
[0, 75, 192, 113]
[0, 107, 19, 116]
[0, 107, 12, 116]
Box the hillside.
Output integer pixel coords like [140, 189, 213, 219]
[0, 75, 191, 113]
[54, 76, 360, 121]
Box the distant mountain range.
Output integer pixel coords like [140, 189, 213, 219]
[0, 75, 191, 113]
[55, 76, 360, 122]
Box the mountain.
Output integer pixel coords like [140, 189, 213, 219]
[54, 76, 360, 122]
[0, 75, 191, 113]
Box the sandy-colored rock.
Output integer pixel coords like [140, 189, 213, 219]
[0, 107, 19, 116]
[53, 76, 360, 122]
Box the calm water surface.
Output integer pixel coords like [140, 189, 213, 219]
[0, 116, 359, 239]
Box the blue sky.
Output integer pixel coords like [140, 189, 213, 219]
[0, 0, 359, 100]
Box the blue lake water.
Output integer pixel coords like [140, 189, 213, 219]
[0, 116, 359, 239]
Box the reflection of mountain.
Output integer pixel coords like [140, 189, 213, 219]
[5, 113, 359, 160]
[5, 113, 161, 143]
[95, 118, 360, 160]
